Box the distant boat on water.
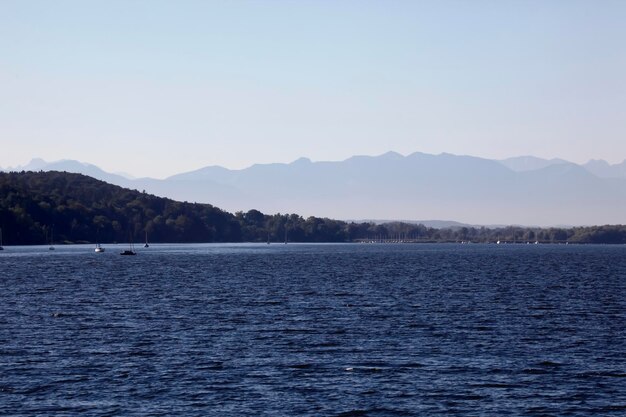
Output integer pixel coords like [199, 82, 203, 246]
[95, 229, 104, 252]
[120, 231, 136, 255]
[49, 226, 55, 250]
[144, 231, 149, 248]
[0, 227, 4, 250]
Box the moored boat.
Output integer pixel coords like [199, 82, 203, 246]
[120, 231, 136, 255]
[49, 226, 55, 250]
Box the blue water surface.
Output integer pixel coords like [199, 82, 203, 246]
[0, 243, 625, 416]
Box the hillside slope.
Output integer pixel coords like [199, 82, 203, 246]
[0, 171, 240, 244]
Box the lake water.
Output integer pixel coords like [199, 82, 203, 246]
[0, 243, 625, 416]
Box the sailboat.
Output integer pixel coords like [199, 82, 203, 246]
[120, 231, 136, 255]
[120, 244, 136, 255]
[49, 226, 55, 250]
[95, 229, 105, 252]
[0, 227, 4, 250]
[144, 231, 149, 248]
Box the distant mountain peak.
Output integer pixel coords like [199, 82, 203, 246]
[498, 155, 570, 172]
[583, 158, 626, 178]
[25, 157, 49, 170]
[6, 158, 133, 187]
[345, 151, 405, 163]
[291, 157, 312, 165]
[379, 151, 404, 159]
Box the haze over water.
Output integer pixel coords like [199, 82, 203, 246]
[1, 243, 624, 415]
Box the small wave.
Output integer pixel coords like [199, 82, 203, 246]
[473, 326, 494, 331]
[487, 368, 513, 374]
[251, 300, 283, 305]
[528, 305, 557, 311]
[537, 360, 563, 368]
[19, 383, 55, 395]
[281, 328, 317, 334]
[522, 368, 550, 375]
[287, 363, 313, 369]
[472, 382, 520, 389]
[0, 384, 15, 393]
[127, 350, 156, 357]
[196, 361, 224, 370]
[54, 376, 90, 384]
[400, 362, 424, 369]
[34, 287, 56, 293]
[597, 405, 626, 411]
[311, 341, 341, 348]
[344, 366, 383, 373]
[576, 371, 626, 379]
[335, 410, 369, 417]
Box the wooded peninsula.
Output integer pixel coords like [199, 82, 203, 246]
[1, 171, 625, 245]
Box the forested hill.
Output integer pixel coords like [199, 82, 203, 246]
[0, 171, 242, 244]
[1, 171, 626, 245]
[0, 171, 363, 244]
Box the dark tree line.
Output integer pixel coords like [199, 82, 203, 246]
[1, 171, 625, 245]
[0, 171, 240, 244]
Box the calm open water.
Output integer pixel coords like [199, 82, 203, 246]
[0, 243, 624, 416]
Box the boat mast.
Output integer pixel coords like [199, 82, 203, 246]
[49, 225, 55, 250]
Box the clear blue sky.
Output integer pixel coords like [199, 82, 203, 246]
[1, 0, 625, 178]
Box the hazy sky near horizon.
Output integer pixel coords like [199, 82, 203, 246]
[1, 0, 625, 178]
